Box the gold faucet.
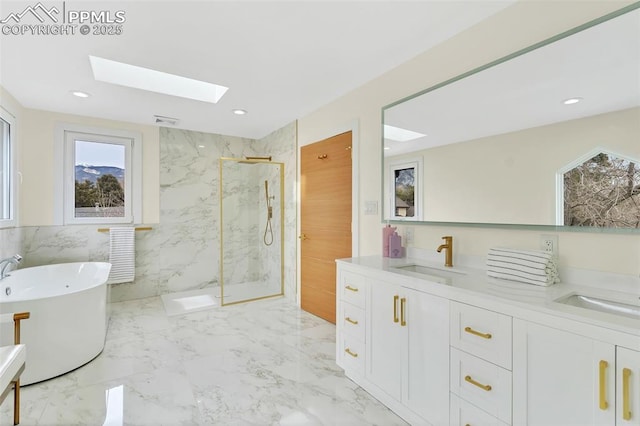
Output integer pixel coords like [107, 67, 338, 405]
[436, 236, 453, 267]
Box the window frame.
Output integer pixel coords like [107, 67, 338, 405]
[387, 158, 422, 221]
[0, 107, 17, 229]
[556, 147, 640, 227]
[55, 124, 142, 225]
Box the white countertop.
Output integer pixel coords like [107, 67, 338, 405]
[337, 256, 640, 344]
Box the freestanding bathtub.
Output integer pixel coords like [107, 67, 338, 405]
[0, 262, 111, 385]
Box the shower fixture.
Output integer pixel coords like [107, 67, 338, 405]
[264, 180, 275, 246]
[239, 156, 272, 164]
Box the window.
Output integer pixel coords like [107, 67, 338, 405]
[388, 159, 422, 220]
[0, 107, 16, 228]
[56, 125, 142, 225]
[559, 149, 640, 228]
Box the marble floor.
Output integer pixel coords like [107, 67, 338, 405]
[1, 296, 407, 425]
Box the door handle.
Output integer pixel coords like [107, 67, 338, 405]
[623, 367, 632, 421]
[599, 360, 608, 410]
[393, 295, 399, 323]
[298, 233, 308, 240]
[345, 348, 358, 358]
[465, 375, 492, 391]
[464, 326, 492, 340]
[400, 298, 407, 326]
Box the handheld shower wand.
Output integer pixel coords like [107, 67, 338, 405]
[263, 180, 274, 246]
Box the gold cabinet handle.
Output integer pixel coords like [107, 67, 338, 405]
[464, 326, 492, 340]
[298, 233, 308, 240]
[465, 375, 492, 391]
[400, 298, 407, 326]
[345, 348, 358, 358]
[599, 360, 609, 410]
[317, 154, 328, 159]
[345, 285, 358, 292]
[393, 295, 399, 323]
[345, 317, 358, 325]
[623, 367, 632, 421]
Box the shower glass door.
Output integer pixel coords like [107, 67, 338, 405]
[219, 158, 284, 305]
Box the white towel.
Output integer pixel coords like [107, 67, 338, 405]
[108, 227, 135, 284]
[487, 247, 560, 286]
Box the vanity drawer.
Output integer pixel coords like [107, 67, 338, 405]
[340, 303, 365, 341]
[339, 334, 365, 374]
[451, 302, 512, 369]
[340, 271, 366, 308]
[450, 393, 510, 426]
[451, 348, 511, 424]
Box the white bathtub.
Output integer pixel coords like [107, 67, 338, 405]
[0, 262, 111, 385]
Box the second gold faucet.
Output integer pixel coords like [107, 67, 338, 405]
[436, 236, 453, 267]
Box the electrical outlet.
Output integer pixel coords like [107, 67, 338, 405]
[405, 227, 414, 245]
[540, 234, 558, 256]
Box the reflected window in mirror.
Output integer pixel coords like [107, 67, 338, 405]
[388, 159, 422, 220]
[560, 150, 640, 228]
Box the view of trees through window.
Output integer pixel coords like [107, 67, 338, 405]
[394, 167, 415, 217]
[74, 140, 125, 218]
[564, 152, 640, 228]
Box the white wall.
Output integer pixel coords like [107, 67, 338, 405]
[298, 0, 640, 275]
[385, 107, 640, 225]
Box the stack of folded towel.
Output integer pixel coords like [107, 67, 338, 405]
[487, 247, 560, 286]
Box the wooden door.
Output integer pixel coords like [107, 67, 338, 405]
[300, 131, 352, 323]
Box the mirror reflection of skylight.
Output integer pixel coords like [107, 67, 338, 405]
[90, 56, 228, 104]
[384, 124, 426, 142]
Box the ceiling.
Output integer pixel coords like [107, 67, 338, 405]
[0, 1, 515, 139]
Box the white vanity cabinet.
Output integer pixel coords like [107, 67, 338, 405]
[337, 264, 449, 425]
[513, 319, 640, 426]
[368, 279, 403, 399]
[336, 259, 640, 426]
[617, 347, 640, 426]
[336, 269, 367, 375]
[368, 281, 450, 425]
[450, 302, 513, 425]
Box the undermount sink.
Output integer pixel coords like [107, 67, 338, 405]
[555, 294, 640, 320]
[392, 264, 467, 275]
[389, 263, 467, 285]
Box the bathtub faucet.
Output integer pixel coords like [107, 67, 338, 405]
[0, 254, 22, 279]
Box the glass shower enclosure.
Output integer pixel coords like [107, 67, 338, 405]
[219, 157, 284, 305]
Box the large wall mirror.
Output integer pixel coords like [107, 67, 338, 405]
[382, 4, 640, 232]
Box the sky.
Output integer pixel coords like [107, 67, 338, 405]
[75, 140, 125, 168]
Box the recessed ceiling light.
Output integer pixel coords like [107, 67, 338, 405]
[89, 55, 228, 104]
[232, 109, 247, 115]
[563, 97, 583, 105]
[71, 91, 90, 98]
[384, 147, 391, 150]
[383, 124, 426, 142]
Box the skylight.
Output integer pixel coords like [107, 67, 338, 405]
[383, 124, 426, 142]
[89, 56, 228, 104]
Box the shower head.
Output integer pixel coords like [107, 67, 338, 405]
[238, 156, 272, 164]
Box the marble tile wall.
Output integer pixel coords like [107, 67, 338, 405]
[257, 123, 297, 299]
[14, 122, 297, 302]
[0, 226, 23, 261]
